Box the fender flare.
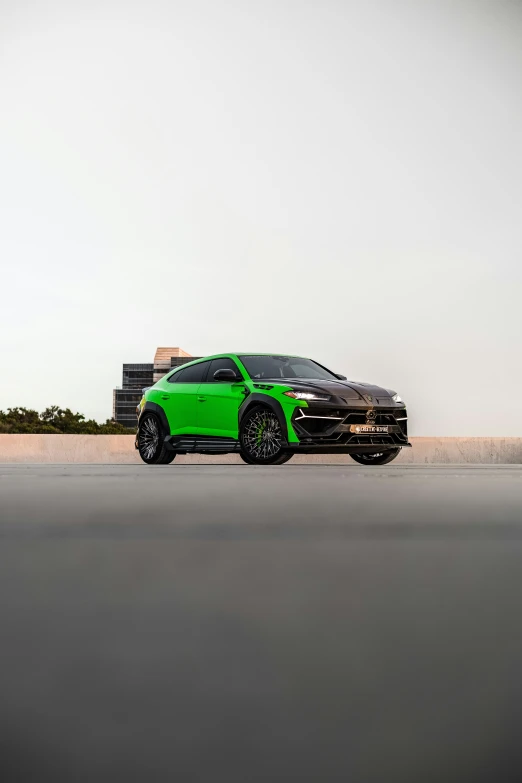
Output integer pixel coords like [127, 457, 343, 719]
[238, 394, 289, 445]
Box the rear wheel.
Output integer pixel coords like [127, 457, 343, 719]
[239, 407, 293, 465]
[137, 413, 176, 465]
[350, 448, 400, 465]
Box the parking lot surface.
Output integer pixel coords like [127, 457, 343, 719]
[1, 464, 522, 782]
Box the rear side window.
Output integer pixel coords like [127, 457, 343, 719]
[167, 369, 183, 383]
[205, 357, 242, 382]
[167, 362, 210, 383]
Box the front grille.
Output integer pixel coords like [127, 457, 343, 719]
[293, 407, 408, 443]
[344, 411, 397, 425]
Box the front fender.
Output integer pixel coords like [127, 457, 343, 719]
[238, 394, 300, 445]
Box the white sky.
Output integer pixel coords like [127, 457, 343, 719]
[1, 0, 521, 434]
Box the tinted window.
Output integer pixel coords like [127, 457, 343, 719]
[239, 355, 338, 381]
[168, 361, 210, 384]
[204, 357, 242, 382]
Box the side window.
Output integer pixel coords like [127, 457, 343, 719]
[205, 357, 242, 382]
[167, 368, 185, 383]
[174, 361, 210, 383]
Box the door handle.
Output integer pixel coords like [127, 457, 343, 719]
[161, 395, 169, 400]
[197, 396, 207, 402]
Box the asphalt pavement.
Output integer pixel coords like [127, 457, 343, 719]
[1, 464, 522, 783]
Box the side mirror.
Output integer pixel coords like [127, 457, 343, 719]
[334, 373, 347, 380]
[213, 368, 239, 382]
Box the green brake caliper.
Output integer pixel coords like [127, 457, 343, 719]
[257, 420, 266, 445]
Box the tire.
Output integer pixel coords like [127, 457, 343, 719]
[239, 406, 293, 465]
[137, 413, 176, 465]
[350, 448, 400, 466]
[157, 450, 176, 464]
[238, 450, 293, 465]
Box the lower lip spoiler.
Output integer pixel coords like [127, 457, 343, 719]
[284, 442, 412, 454]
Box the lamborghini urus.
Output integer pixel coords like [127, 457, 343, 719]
[135, 353, 410, 466]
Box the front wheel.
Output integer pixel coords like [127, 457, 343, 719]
[350, 448, 400, 466]
[137, 414, 176, 465]
[239, 407, 293, 465]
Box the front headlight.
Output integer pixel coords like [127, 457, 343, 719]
[283, 390, 331, 401]
[392, 393, 403, 403]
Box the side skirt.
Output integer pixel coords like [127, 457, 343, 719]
[165, 435, 241, 454]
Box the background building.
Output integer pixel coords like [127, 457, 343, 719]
[113, 347, 200, 428]
[152, 346, 192, 383]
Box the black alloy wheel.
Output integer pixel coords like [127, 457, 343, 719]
[350, 448, 401, 466]
[239, 407, 293, 465]
[137, 413, 176, 465]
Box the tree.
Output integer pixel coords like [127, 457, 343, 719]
[0, 407, 134, 434]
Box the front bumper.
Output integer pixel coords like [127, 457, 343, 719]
[288, 403, 410, 453]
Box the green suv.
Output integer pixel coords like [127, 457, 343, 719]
[136, 353, 410, 466]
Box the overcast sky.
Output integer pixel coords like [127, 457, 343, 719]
[1, 0, 521, 434]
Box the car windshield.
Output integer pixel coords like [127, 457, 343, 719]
[239, 355, 338, 381]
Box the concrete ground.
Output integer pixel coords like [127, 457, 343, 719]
[1, 464, 522, 783]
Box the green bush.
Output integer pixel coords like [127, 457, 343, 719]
[0, 406, 134, 434]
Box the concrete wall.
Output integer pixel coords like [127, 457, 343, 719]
[0, 435, 521, 464]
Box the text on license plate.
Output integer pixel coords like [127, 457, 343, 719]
[349, 425, 389, 434]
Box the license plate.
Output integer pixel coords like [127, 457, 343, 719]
[350, 425, 389, 434]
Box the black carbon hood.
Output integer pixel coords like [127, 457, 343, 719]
[263, 379, 394, 402]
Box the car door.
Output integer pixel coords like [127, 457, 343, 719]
[156, 360, 211, 435]
[195, 357, 246, 438]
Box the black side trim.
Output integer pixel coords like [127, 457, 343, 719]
[142, 402, 170, 435]
[166, 435, 241, 454]
[238, 394, 289, 445]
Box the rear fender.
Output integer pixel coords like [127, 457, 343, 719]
[142, 401, 170, 436]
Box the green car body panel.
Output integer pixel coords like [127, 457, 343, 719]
[142, 354, 304, 443]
